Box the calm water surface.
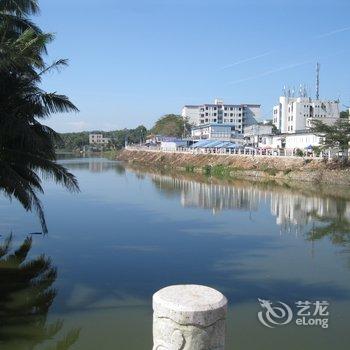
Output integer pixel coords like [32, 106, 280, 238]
[0, 157, 349, 349]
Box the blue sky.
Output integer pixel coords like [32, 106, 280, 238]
[38, 0, 350, 132]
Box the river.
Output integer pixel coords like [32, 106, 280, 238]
[0, 157, 349, 349]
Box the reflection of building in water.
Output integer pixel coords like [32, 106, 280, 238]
[152, 175, 260, 214]
[270, 193, 340, 232]
[150, 173, 350, 230]
[89, 161, 109, 172]
[180, 182, 261, 214]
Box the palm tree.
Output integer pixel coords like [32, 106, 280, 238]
[0, 0, 80, 233]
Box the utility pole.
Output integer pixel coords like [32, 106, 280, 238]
[316, 62, 320, 100]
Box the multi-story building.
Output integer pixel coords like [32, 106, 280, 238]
[182, 99, 261, 134]
[181, 105, 201, 125]
[89, 133, 110, 145]
[273, 96, 340, 134]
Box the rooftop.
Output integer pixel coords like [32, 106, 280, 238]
[192, 123, 235, 130]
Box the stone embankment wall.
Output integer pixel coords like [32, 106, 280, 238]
[116, 149, 350, 185]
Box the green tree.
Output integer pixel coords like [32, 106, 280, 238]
[310, 119, 350, 160]
[128, 125, 148, 144]
[151, 114, 190, 138]
[340, 110, 349, 119]
[57, 132, 90, 150]
[0, 0, 79, 233]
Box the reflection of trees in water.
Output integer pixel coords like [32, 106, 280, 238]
[0, 235, 80, 350]
[59, 159, 126, 175]
[306, 201, 350, 246]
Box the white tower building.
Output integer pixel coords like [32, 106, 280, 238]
[273, 96, 340, 134]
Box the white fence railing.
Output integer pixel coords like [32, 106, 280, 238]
[125, 145, 335, 160]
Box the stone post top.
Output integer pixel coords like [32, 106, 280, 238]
[153, 285, 228, 327]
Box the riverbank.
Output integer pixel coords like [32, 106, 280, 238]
[116, 149, 350, 185]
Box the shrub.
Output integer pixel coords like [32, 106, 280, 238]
[203, 165, 212, 175]
[185, 165, 195, 172]
[295, 148, 304, 157]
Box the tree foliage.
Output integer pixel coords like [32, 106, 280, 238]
[151, 114, 190, 138]
[57, 125, 148, 150]
[310, 119, 350, 158]
[57, 132, 90, 150]
[340, 110, 350, 119]
[0, 0, 79, 232]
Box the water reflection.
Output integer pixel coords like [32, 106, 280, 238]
[306, 201, 350, 246]
[59, 158, 125, 174]
[1, 158, 348, 349]
[149, 172, 350, 239]
[0, 235, 80, 350]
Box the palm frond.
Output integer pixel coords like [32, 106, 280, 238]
[41, 93, 79, 115]
[0, 0, 80, 233]
[0, 0, 40, 16]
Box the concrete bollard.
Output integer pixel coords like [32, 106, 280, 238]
[152, 285, 228, 350]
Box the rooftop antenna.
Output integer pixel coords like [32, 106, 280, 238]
[316, 62, 320, 100]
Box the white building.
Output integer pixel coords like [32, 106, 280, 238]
[89, 133, 110, 145]
[191, 124, 238, 141]
[260, 131, 323, 150]
[244, 124, 273, 147]
[273, 96, 340, 134]
[181, 105, 200, 125]
[160, 140, 188, 151]
[182, 99, 261, 134]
